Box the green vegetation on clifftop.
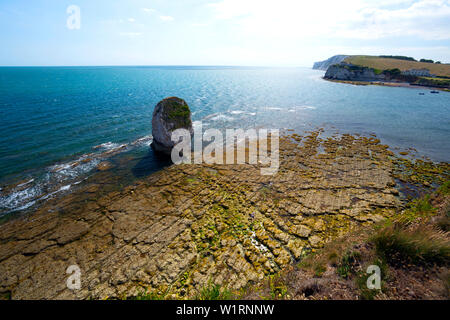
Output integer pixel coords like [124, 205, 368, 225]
[345, 55, 450, 78]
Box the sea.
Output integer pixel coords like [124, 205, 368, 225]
[0, 66, 449, 216]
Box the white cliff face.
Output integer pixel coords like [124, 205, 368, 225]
[151, 97, 193, 155]
[313, 55, 349, 71]
[324, 64, 386, 81]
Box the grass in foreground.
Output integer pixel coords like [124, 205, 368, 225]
[242, 182, 449, 300]
[195, 282, 233, 300]
[372, 223, 449, 265]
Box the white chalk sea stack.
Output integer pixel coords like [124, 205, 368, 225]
[151, 97, 193, 155]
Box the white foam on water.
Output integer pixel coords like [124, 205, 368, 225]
[296, 105, 316, 110]
[264, 106, 316, 112]
[250, 231, 269, 253]
[16, 179, 34, 188]
[209, 113, 235, 122]
[231, 110, 257, 116]
[93, 141, 122, 150]
[38, 184, 72, 201]
[1, 133, 156, 215]
[202, 112, 220, 121]
[0, 184, 43, 212]
[9, 200, 36, 213]
[132, 135, 153, 147]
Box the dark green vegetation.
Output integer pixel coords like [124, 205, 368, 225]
[372, 68, 402, 78]
[336, 251, 361, 279]
[164, 97, 192, 129]
[372, 223, 449, 265]
[132, 282, 232, 300]
[195, 282, 233, 300]
[370, 184, 449, 268]
[378, 56, 443, 64]
[379, 55, 416, 61]
[0, 291, 11, 300]
[415, 77, 450, 88]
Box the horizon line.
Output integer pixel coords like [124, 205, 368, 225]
[0, 64, 311, 68]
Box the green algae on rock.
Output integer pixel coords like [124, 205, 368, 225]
[0, 131, 448, 300]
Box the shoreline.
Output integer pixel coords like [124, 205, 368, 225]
[324, 78, 450, 92]
[1, 126, 445, 222]
[0, 130, 448, 299]
[0, 135, 156, 219]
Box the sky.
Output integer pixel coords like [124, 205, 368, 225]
[0, 0, 449, 66]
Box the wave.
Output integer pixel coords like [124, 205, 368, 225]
[296, 105, 317, 110]
[203, 110, 258, 123]
[208, 113, 235, 122]
[264, 106, 316, 112]
[202, 112, 221, 121]
[93, 141, 124, 150]
[230, 110, 257, 116]
[0, 134, 153, 216]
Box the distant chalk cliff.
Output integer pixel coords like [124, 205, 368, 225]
[312, 55, 349, 71]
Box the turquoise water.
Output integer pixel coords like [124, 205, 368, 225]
[0, 66, 449, 214]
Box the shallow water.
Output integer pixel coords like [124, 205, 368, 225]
[0, 66, 449, 215]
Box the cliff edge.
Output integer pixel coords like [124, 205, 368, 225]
[313, 55, 349, 71]
[325, 63, 386, 81]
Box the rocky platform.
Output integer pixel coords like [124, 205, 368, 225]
[0, 131, 405, 299]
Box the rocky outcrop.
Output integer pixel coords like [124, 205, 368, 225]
[0, 131, 415, 300]
[151, 97, 193, 155]
[325, 63, 386, 81]
[313, 55, 349, 71]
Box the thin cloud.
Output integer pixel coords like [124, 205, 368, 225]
[119, 32, 142, 38]
[160, 15, 175, 22]
[142, 8, 156, 14]
[208, 0, 450, 41]
[141, 8, 174, 22]
[192, 23, 208, 27]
